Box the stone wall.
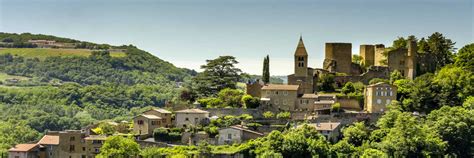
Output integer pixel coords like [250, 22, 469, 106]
[202, 108, 263, 119]
[324, 43, 352, 74]
[337, 97, 362, 110]
[374, 44, 386, 66]
[334, 66, 389, 85]
[360, 45, 375, 66]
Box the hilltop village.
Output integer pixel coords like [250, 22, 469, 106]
[8, 36, 410, 157]
[3, 32, 472, 158]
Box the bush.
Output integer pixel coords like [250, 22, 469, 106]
[153, 128, 181, 142]
[341, 82, 356, 94]
[331, 103, 341, 112]
[369, 78, 389, 85]
[247, 123, 262, 130]
[263, 111, 274, 119]
[241, 94, 260, 108]
[276, 112, 291, 119]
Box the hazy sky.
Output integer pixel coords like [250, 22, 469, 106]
[1, 0, 472, 75]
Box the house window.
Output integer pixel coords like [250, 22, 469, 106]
[284, 91, 288, 96]
[228, 134, 232, 139]
[195, 118, 199, 123]
[390, 91, 393, 96]
[137, 120, 144, 125]
[386, 99, 391, 105]
[82, 147, 85, 151]
[274, 100, 279, 105]
[69, 145, 75, 152]
[95, 148, 100, 153]
[185, 118, 189, 121]
[377, 99, 382, 104]
[276, 91, 279, 95]
[70, 136, 75, 141]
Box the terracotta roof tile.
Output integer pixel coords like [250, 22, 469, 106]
[38, 135, 59, 145]
[8, 144, 39, 152]
[175, 108, 209, 114]
[262, 84, 299, 91]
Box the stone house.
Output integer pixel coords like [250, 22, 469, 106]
[37, 135, 60, 158]
[174, 109, 210, 128]
[299, 122, 342, 143]
[143, 108, 172, 127]
[45, 130, 88, 158]
[217, 126, 264, 145]
[84, 135, 107, 157]
[364, 82, 397, 113]
[297, 94, 336, 114]
[133, 114, 164, 136]
[260, 84, 300, 111]
[245, 79, 264, 97]
[8, 144, 42, 158]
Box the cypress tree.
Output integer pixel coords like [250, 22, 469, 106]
[262, 55, 270, 83]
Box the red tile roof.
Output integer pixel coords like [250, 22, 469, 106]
[8, 144, 39, 152]
[38, 135, 59, 145]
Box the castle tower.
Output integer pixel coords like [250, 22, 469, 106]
[324, 43, 352, 74]
[374, 44, 386, 66]
[294, 36, 308, 77]
[405, 40, 417, 79]
[360, 45, 375, 66]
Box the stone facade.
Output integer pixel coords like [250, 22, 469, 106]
[287, 37, 318, 94]
[133, 114, 164, 136]
[260, 84, 300, 111]
[245, 79, 263, 97]
[217, 126, 264, 145]
[143, 108, 173, 127]
[374, 44, 386, 66]
[174, 109, 210, 128]
[359, 45, 375, 66]
[364, 82, 397, 113]
[324, 43, 352, 74]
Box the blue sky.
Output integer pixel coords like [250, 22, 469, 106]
[1, 0, 472, 75]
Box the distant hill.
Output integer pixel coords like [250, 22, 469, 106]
[0, 32, 196, 85]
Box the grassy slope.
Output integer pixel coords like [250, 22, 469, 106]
[0, 72, 30, 81]
[0, 48, 126, 59]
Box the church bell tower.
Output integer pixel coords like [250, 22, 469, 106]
[294, 36, 308, 77]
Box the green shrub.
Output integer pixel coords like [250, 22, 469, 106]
[331, 103, 341, 112]
[276, 112, 291, 119]
[263, 111, 274, 119]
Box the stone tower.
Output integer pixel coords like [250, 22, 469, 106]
[374, 44, 386, 66]
[294, 36, 308, 77]
[406, 40, 417, 79]
[324, 43, 352, 74]
[360, 45, 375, 66]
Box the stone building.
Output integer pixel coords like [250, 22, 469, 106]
[287, 36, 318, 94]
[84, 135, 107, 157]
[133, 114, 164, 136]
[364, 82, 397, 113]
[296, 94, 336, 114]
[45, 130, 88, 158]
[143, 108, 172, 127]
[37, 135, 60, 158]
[323, 43, 352, 74]
[260, 84, 300, 111]
[8, 144, 43, 158]
[217, 125, 264, 145]
[374, 44, 386, 66]
[174, 108, 210, 128]
[359, 45, 375, 66]
[245, 79, 264, 97]
[298, 122, 342, 143]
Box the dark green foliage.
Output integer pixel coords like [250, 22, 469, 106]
[192, 56, 241, 97]
[153, 128, 181, 142]
[389, 70, 403, 84]
[369, 78, 388, 85]
[455, 43, 474, 71]
[241, 94, 260, 108]
[262, 55, 270, 84]
[0, 48, 191, 85]
[319, 74, 335, 92]
[341, 82, 356, 94]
